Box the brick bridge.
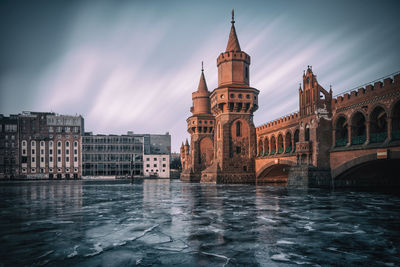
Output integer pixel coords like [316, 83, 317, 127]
[256, 68, 400, 187]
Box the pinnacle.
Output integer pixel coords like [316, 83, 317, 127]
[225, 17, 241, 52]
[197, 69, 208, 92]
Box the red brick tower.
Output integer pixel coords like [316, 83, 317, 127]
[180, 64, 215, 182]
[201, 10, 259, 183]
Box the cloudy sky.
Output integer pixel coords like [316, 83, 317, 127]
[1, 0, 399, 152]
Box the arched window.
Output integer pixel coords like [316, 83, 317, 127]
[258, 139, 263, 156]
[335, 116, 348, 147]
[370, 106, 387, 143]
[392, 100, 400, 140]
[285, 132, 292, 153]
[22, 140, 27, 146]
[66, 141, 70, 147]
[305, 124, 310, 141]
[351, 112, 366, 145]
[74, 141, 78, 147]
[57, 141, 61, 147]
[277, 134, 284, 154]
[236, 121, 241, 137]
[264, 138, 269, 156]
[270, 136, 276, 154]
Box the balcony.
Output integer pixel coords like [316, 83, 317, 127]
[296, 141, 312, 153]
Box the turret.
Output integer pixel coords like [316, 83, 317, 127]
[191, 62, 211, 115]
[184, 139, 190, 154]
[216, 9, 251, 87]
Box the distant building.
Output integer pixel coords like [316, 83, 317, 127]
[143, 133, 171, 178]
[82, 132, 144, 177]
[19, 112, 84, 179]
[143, 154, 170, 178]
[0, 114, 19, 179]
[82, 132, 171, 178]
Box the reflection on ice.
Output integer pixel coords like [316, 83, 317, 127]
[0, 180, 399, 266]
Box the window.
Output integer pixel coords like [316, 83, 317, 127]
[22, 140, 27, 146]
[32, 149, 35, 155]
[41, 158, 44, 163]
[49, 157, 53, 162]
[66, 157, 69, 162]
[154, 158, 157, 161]
[66, 141, 70, 147]
[66, 149, 69, 154]
[154, 164, 157, 167]
[236, 146, 241, 154]
[245, 67, 248, 79]
[74, 149, 77, 155]
[236, 121, 241, 137]
[41, 149, 44, 155]
[74, 141, 78, 147]
[163, 158, 166, 161]
[22, 149, 26, 155]
[31, 157, 35, 162]
[146, 158, 150, 161]
[74, 157, 78, 162]
[49, 126, 54, 133]
[57, 149, 61, 154]
[146, 164, 150, 167]
[49, 149, 53, 154]
[57, 141, 61, 147]
[58, 157, 61, 162]
[40, 141, 45, 146]
[162, 164, 166, 167]
[65, 127, 70, 133]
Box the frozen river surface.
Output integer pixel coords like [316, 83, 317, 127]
[0, 180, 399, 266]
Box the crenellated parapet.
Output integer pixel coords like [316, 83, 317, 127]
[256, 112, 300, 134]
[332, 73, 400, 112]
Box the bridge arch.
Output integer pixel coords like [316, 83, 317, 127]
[256, 159, 297, 184]
[333, 151, 400, 187]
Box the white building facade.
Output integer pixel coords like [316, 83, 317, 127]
[144, 154, 170, 178]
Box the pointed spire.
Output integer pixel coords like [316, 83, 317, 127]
[226, 9, 241, 52]
[197, 61, 208, 92]
[185, 139, 189, 146]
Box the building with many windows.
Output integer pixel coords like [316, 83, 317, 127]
[82, 132, 144, 177]
[82, 132, 171, 178]
[0, 114, 19, 179]
[143, 154, 170, 178]
[19, 111, 84, 179]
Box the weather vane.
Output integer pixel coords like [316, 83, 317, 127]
[231, 9, 235, 24]
[201, 61, 204, 72]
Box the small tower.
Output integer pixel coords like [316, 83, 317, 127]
[201, 10, 259, 184]
[180, 63, 215, 182]
[296, 66, 332, 168]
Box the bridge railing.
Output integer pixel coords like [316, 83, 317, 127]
[351, 135, 366, 145]
[370, 132, 387, 143]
